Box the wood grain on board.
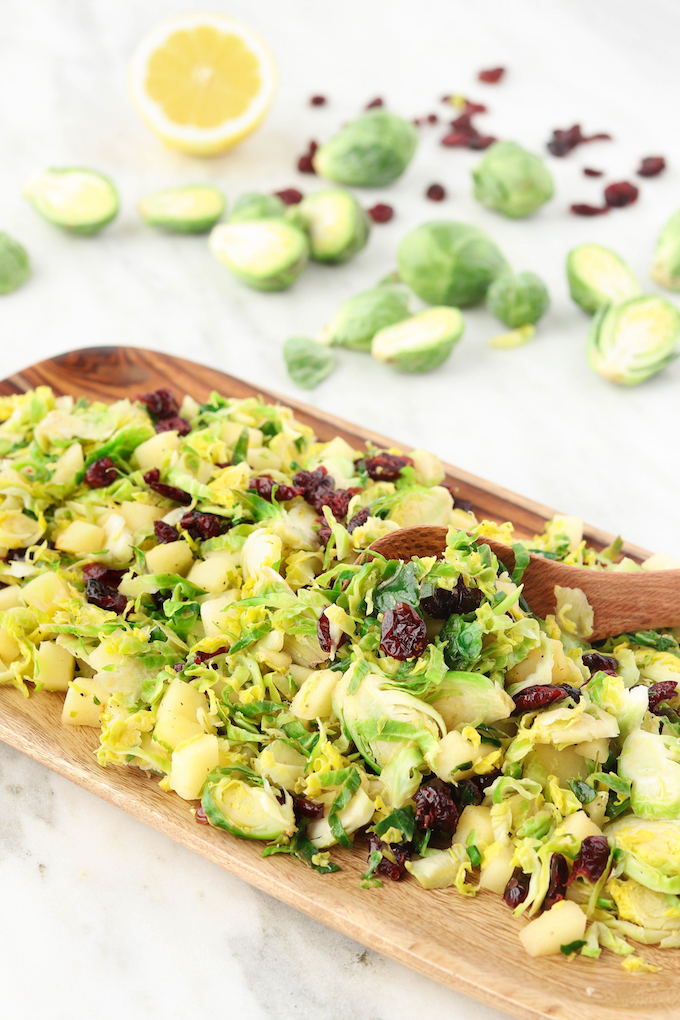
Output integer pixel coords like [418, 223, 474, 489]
[0, 346, 673, 1020]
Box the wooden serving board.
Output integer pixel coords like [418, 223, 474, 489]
[0, 346, 672, 1020]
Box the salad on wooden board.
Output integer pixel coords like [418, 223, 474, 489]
[0, 383, 679, 972]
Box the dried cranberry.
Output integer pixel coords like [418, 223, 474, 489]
[451, 113, 473, 133]
[547, 124, 611, 157]
[512, 685, 568, 712]
[82, 562, 126, 587]
[604, 181, 639, 208]
[85, 579, 128, 615]
[294, 796, 324, 821]
[367, 203, 394, 223]
[421, 576, 483, 619]
[471, 769, 502, 795]
[478, 67, 505, 83]
[366, 833, 410, 881]
[154, 520, 179, 544]
[426, 113, 438, 124]
[194, 647, 228, 665]
[310, 95, 326, 106]
[155, 416, 191, 437]
[441, 484, 473, 512]
[152, 590, 170, 611]
[249, 476, 304, 502]
[315, 518, 332, 545]
[297, 154, 315, 173]
[317, 610, 349, 654]
[638, 156, 665, 177]
[571, 203, 609, 216]
[568, 835, 610, 885]
[450, 773, 501, 813]
[557, 683, 582, 703]
[647, 680, 680, 714]
[365, 97, 384, 108]
[143, 468, 192, 506]
[462, 100, 487, 115]
[362, 452, 413, 482]
[380, 602, 428, 660]
[467, 134, 496, 150]
[426, 183, 446, 201]
[293, 466, 333, 501]
[543, 853, 569, 911]
[414, 778, 459, 833]
[274, 188, 303, 205]
[313, 487, 357, 518]
[84, 457, 118, 489]
[347, 507, 370, 534]
[180, 510, 225, 541]
[582, 652, 618, 676]
[441, 131, 470, 147]
[137, 387, 179, 421]
[583, 167, 604, 177]
[172, 661, 184, 672]
[195, 805, 210, 823]
[504, 868, 530, 908]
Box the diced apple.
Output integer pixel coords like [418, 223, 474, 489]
[55, 520, 105, 555]
[0, 586, 22, 611]
[0, 626, 20, 663]
[200, 591, 240, 637]
[479, 845, 517, 895]
[21, 572, 73, 615]
[290, 668, 339, 720]
[132, 430, 181, 473]
[61, 677, 109, 727]
[118, 501, 165, 532]
[519, 900, 587, 957]
[452, 805, 495, 847]
[221, 421, 262, 448]
[187, 553, 235, 593]
[50, 442, 84, 485]
[36, 641, 75, 691]
[154, 677, 208, 750]
[145, 540, 194, 576]
[168, 733, 219, 800]
[246, 447, 282, 472]
[555, 809, 602, 841]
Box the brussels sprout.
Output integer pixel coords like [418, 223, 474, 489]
[651, 209, 680, 292]
[209, 219, 308, 291]
[586, 295, 680, 386]
[427, 671, 514, 729]
[283, 336, 335, 389]
[587, 672, 648, 743]
[23, 168, 119, 235]
[371, 307, 464, 372]
[202, 773, 296, 840]
[385, 485, 453, 528]
[567, 244, 640, 314]
[138, 185, 225, 233]
[290, 189, 369, 263]
[472, 141, 554, 218]
[316, 284, 411, 350]
[486, 271, 550, 327]
[313, 110, 418, 187]
[379, 745, 425, 808]
[619, 729, 680, 819]
[229, 192, 287, 224]
[397, 221, 508, 306]
[488, 325, 535, 349]
[605, 815, 680, 894]
[0, 233, 30, 294]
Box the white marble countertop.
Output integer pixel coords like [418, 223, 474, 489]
[2, 1, 680, 1017]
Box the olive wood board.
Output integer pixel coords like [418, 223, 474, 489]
[0, 346, 672, 1020]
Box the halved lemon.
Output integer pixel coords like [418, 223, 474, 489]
[129, 12, 277, 156]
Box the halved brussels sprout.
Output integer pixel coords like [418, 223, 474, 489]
[651, 209, 680, 292]
[472, 142, 554, 218]
[371, 307, 465, 372]
[228, 192, 287, 224]
[283, 336, 335, 389]
[202, 773, 296, 840]
[605, 815, 680, 894]
[618, 729, 680, 819]
[427, 671, 514, 729]
[313, 110, 418, 187]
[586, 295, 680, 385]
[291, 189, 369, 263]
[397, 221, 508, 306]
[0, 233, 30, 294]
[209, 219, 309, 291]
[486, 271, 550, 327]
[23, 168, 119, 235]
[316, 284, 412, 350]
[567, 244, 640, 314]
[138, 185, 225, 233]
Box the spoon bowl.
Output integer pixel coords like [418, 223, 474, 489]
[369, 525, 680, 640]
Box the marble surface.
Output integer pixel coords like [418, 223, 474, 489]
[2, 1, 680, 1017]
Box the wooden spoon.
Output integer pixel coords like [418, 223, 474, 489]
[369, 525, 680, 641]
